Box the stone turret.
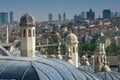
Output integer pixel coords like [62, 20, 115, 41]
[65, 33, 79, 67]
[94, 43, 106, 72]
[20, 14, 35, 57]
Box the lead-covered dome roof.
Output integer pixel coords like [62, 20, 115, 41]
[0, 57, 93, 80]
[79, 70, 100, 80]
[20, 13, 35, 27]
[78, 65, 95, 73]
[66, 33, 78, 44]
[95, 71, 120, 80]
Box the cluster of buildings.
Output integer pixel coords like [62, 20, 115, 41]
[48, 9, 120, 22]
[0, 14, 120, 80]
[48, 12, 66, 23]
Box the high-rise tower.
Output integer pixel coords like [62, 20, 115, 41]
[63, 12, 66, 21]
[86, 9, 95, 20]
[0, 12, 8, 24]
[20, 14, 35, 57]
[10, 11, 14, 24]
[103, 9, 111, 19]
[48, 13, 53, 23]
[58, 14, 61, 21]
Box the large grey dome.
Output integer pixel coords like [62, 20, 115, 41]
[0, 57, 95, 80]
[10, 51, 44, 58]
[20, 13, 35, 27]
[95, 71, 120, 80]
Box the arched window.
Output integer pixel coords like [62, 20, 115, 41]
[28, 29, 31, 37]
[73, 47, 75, 53]
[101, 57, 102, 62]
[20, 29, 22, 37]
[33, 29, 35, 37]
[97, 57, 98, 63]
[23, 29, 26, 37]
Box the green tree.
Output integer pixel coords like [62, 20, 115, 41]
[106, 44, 120, 55]
[60, 44, 66, 54]
[105, 45, 114, 55]
[78, 43, 98, 55]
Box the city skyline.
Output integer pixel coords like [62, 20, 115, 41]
[0, 0, 120, 22]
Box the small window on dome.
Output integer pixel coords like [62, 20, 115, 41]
[28, 29, 31, 37]
[23, 29, 26, 37]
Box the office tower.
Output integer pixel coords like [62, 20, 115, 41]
[58, 14, 61, 21]
[74, 15, 81, 21]
[0, 12, 8, 24]
[81, 11, 85, 19]
[111, 11, 114, 18]
[48, 13, 53, 23]
[115, 12, 119, 17]
[63, 12, 66, 21]
[119, 12, 120, 17]
[103, 9, 111, 19]
[74, 15, 78, 21]
[10, 11, 14, 24]
[86, 9, 95, 20]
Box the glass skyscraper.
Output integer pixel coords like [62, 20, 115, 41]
[103, 9, 111, 19]
[58, 14, 61, 21]
[0, 12, 8, 24]
[10, 11, 14, 24]
[63, 12, 66, 21]
[86, 9, 95, 20]
[48, 13, 53, 23]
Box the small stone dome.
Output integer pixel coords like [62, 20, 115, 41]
[66, 33, 78, 44]
[66, 56, 74, 66]
[56, 53, 63, 60]
[101, 64, 111, 72]
[20, 13, 35, 27]
[0, 57, 92, 80]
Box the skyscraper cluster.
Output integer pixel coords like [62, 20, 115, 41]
[74, 11, 86, 21]
[0, 11, 14, 25]
[74, 9, 120, 21]
[48, 12, 66, 23]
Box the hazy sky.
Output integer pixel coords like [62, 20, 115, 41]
[0, 0, 120, 22]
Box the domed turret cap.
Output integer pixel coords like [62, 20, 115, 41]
[66, 33, 78, 44]
[20, 13, 35, 27]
